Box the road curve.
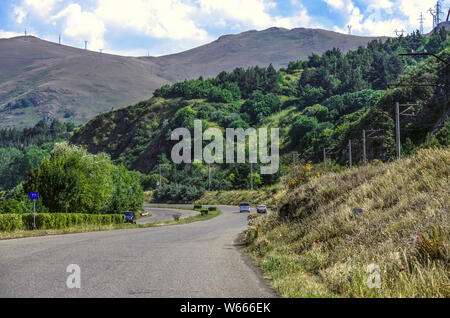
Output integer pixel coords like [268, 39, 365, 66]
[0, 205, 276, 298]
[136, 205, 199, 224]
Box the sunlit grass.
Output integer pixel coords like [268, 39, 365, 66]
[245, 147, 449, 298]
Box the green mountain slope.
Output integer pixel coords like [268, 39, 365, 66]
[0, 27, 387, 128]
[71, 30, 449, 184]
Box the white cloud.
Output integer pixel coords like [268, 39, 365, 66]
[197, 0, 276, 28]
[325, 0, 442, 36]
[23, 0, 62, 16]
[51, 4, 106, 51]
[14, 7, 27, 23]
[95, 0, 211, 42]
[0, 30, 24, 39]
[324, 0, 345, 9]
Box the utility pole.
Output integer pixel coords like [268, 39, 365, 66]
[362, 129, 383, 164]
[362, 130, 367, 165]
[33, 199, 36, 229]
[395, 102, 401, 159]
[208, 164, 211, 191]
[394, 29, 406, 37]
[84, 40, 88, 50]
[250, 162, 253, 190]
[348, 140, 352, 169]
[395, 102, 418, 160]
[59, 34, 61, 45]
[159, 164, 162, 188]
[323, 148, 331, 169]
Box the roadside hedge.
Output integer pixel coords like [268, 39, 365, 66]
[0, 213, 125, 232]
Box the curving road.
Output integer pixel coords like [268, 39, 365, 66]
[136, 205, 199, 224]
[0, 205, 276, 298]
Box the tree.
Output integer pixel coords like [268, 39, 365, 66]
[24, 143, 143, 214]
[107, 165, 144, 212]
[241, 91, 281, 123]
[290, 115, 319, 146]
[208, 87, 234, 103]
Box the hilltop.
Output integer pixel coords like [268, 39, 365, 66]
[0, 28, 387, 128]
[142, 27, 388, 81]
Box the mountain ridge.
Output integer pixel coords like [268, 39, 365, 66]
[0, 27, 388, 128]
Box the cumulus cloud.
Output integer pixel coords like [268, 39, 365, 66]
[51, 3, 106, 51]
[94, 0, 211, 42]
[0, 29, 24, 39]
[325, 0, 442, 36]
[14, 7, 27, 23]
[23, 0, 62, 16]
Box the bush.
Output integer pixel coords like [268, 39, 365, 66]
[200, 209, 209, 216]
[0, 214, 23, 232]
[173, 213, 182, 221]
[208, 207, 217, 212]
[0, 213, 125, 232]
[194, 204, 202, 210]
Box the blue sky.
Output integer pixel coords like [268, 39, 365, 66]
[0, 0, 447, 56]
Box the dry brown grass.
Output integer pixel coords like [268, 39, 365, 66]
[246, 147, 449, 298]
[194, 184, 286, 210]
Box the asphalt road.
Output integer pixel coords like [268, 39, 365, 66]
[0, 205, 276, 298]
[136, 205, 199, 224]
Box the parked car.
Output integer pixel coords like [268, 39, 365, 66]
[256, 205, 267, 214]
[239, 202, 251, 213]
[121, 211, 136, 224]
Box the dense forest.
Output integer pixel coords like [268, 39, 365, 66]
[0, 120, 73, 191]
[1, 28, 449, 206]
[70, 28, 449, 202]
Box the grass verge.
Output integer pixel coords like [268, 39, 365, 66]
[0, 208, 221, 240]
[244, 147, 449, 298]
[195, 184, 286, 210]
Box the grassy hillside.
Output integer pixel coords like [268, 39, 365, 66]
[0, 36, 169, 128]
[245, 147, 449, 298]
[194, 184, 286, 209]
[144, 27, 388, 81]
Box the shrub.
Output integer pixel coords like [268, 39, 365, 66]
[200, 209, 209, 216]
[0, 214, 23, 232]
[0, 213, 125, 232]
[194, 204, 202, 210]
[208, 207, 217, 212]
[173, 213, 182, 221]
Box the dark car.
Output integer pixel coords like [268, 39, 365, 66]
[121, 211, 136, 224]
[257, 205, 267, 214]
[239, 202, 251, 213]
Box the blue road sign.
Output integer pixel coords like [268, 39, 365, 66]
[29, 192, 39, 200]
